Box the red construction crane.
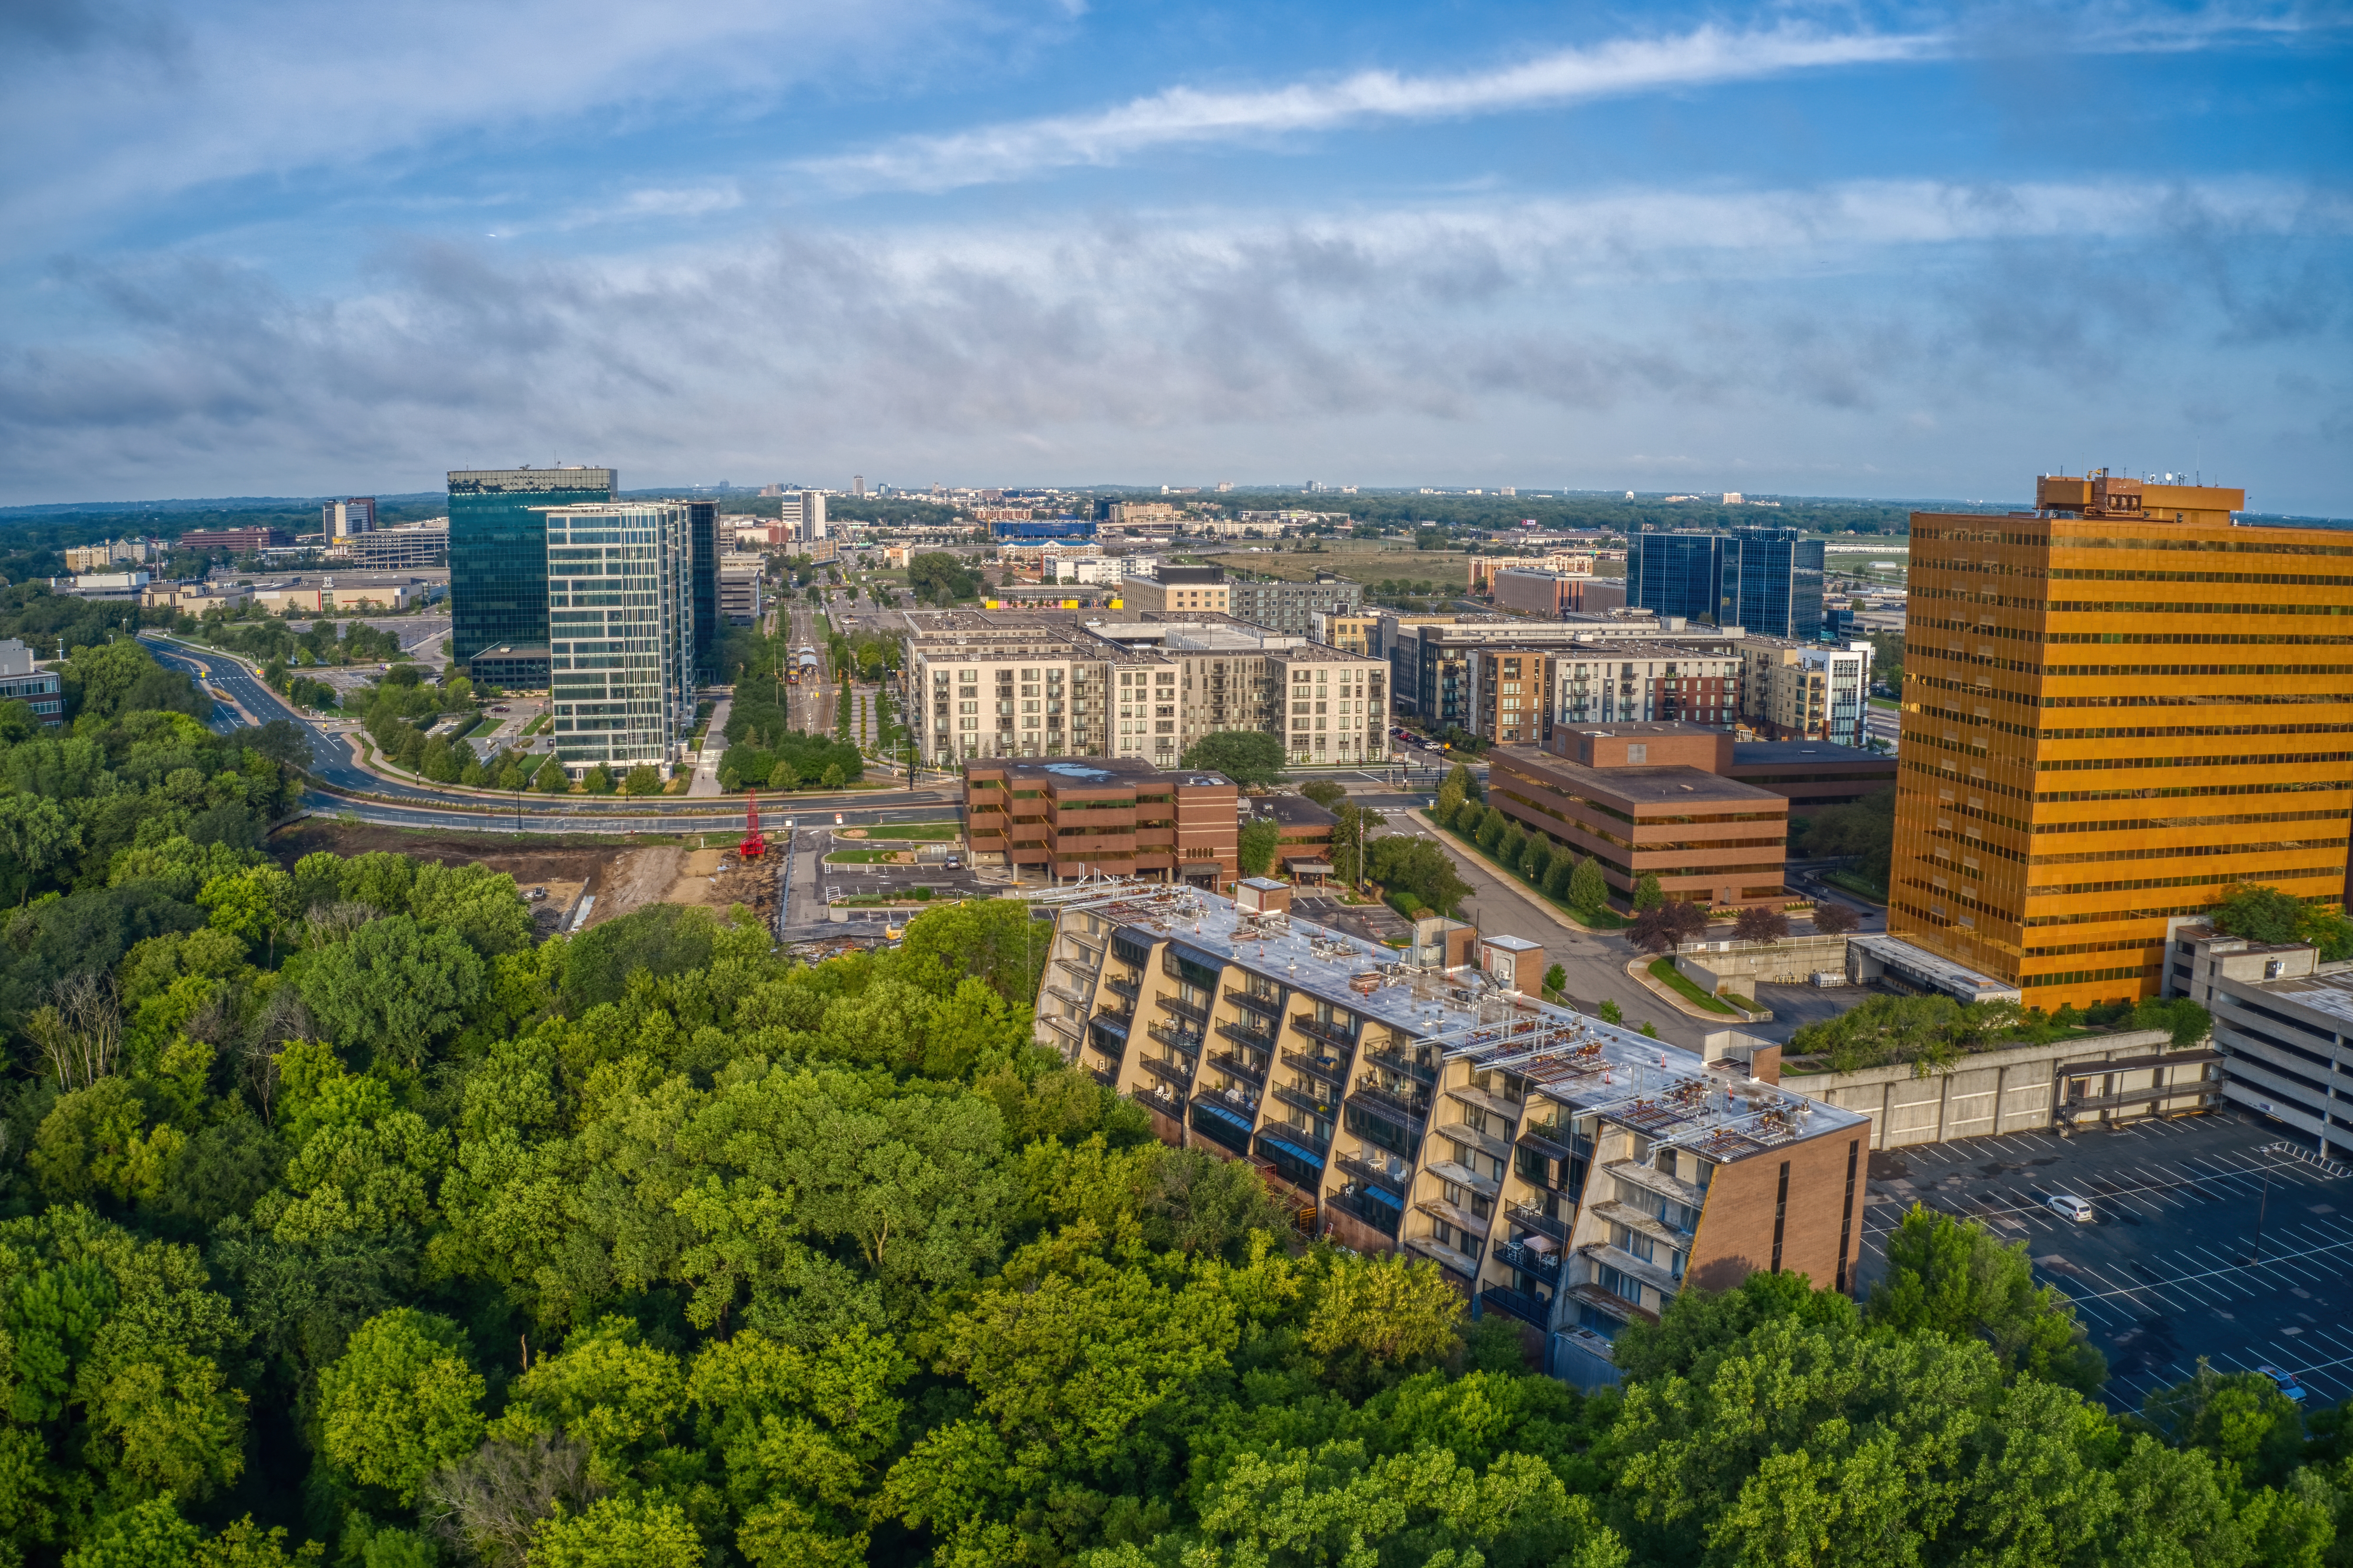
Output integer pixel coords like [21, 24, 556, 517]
[740, 792, 767, 860]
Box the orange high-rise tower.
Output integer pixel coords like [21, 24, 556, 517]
[1890, 471, 2353, 1012]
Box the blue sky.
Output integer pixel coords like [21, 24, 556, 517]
[1, 0, 2347, 509]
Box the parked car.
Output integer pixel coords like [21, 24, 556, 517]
[2256, 1365, 2309, 1404]
[945, 854, 962, 870]
[2044, 1193, 2095, 1223]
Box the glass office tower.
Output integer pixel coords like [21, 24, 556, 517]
[687, 501, 719, 682]
[1719, 527, 1825, 640]
[448, 467, 616, 676]
[1630, 530, 1725, 623]
[542, 502, 694, 777]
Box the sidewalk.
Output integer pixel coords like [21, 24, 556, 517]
[687, 695, 733, 797]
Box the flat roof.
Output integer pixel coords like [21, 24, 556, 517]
[1850, 935, 2021, 1003]
[2254, 970, 2353, 1027]
[1064, 884, 1865, 1161]
[1726, 741, 1889, 768]
[1492, 748, 1784, 808]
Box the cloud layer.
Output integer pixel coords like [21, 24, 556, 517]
[5, 178, 2345, 505]
[800, 23, 1941, 192]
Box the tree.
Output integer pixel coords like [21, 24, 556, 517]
[1180, 731, 1287, 787]
[318, 1309, 487, 1503]
[297, 915, 487, 1070]
[528, 1496, 701, 1568]
[1543, 962, 1566, 996]
[1366, 834, 1471, 918]
[2211, 883, 2318, 946]
[1304, 1253, 1462, 1389]
[1811, 899, 1861, 936]
[1630, 901, 1705, 955]
[1866, 1204, 2107, 1391]
[1597, 999, 1624, 1024]
[407, 861, 535, 957]
[621, 764, 663, 797]
[1520, 838, 1552, 886]
[1299, 780, 1346, 812]
[1732, 905, 1790, 944]
[1436, 762, 1475, 820]
[532, 756, 569, 793]
[580, 764, 614, 796]
[1632, 872, 1664, 910]
[1792, 786, 1895, 890]
[1238, 817, 1281, 878]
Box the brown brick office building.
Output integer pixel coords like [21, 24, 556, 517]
[964, 758, 1239, 886]
[1488, 726, 1790, 908]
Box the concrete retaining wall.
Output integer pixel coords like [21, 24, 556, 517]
[1676, 934, 1851, 994]
[1781, 1027, 2214, 1149]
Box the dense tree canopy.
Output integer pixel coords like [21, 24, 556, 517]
[0, 660, 2342, 1566]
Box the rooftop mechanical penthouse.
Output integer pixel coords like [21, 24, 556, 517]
[1032, 882, 1871, 1387]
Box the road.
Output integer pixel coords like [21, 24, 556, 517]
[144, 633, 963, 836]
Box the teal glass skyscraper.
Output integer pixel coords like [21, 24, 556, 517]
[1719, 526, 1825, 640]
[448, 467, 615, 678]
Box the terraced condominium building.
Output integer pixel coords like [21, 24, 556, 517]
[1891, 471, 2353, 1012]
[1033, 881, 1870, 1386]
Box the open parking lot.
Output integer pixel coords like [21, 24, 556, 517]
[1852, 1111, 2353, 1411]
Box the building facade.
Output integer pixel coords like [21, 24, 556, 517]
[449, 466, 615, 671]
[1541, 643, 1744, 736]
[963, 758, 1237, 885]
[1386, 617, 1741, 734]
[1122, 566, 1230, 616]
[1738, 639, 1873, 748]
[1492, 570, 1627, 619]
[2164, 922, 2353, 1157]
[542, 502, 694, 777]
[343, 521, 449, 569]
[1720, 527, 1826, 641]
[1887, 471, 2353, 1012]
[178, 527, 291, 555]
[1493, 733, 1790, 909]
[0, 640, 63, 724]
[1227, 572, 1363, 636]
[1033, 883, 1869, 1384]
[1310, 611, 1380, 656]
[1470, 553, 1596, 592]
[1630, 531, 1724, 624]
[687, 501, 720, 679]
[718, 562, 763, 626]
[322, 497, 377, 540]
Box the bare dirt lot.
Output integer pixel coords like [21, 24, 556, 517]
[267, 821, 777, 936]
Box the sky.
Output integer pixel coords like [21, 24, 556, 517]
[0, 0, 2347, 511]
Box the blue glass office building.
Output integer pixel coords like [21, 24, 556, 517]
[1719, 527, 1825, 640]
[1630, 531, 1725, 623]
[449, 467, 616, 677]
[687, 501, 719, 681]
[991, 517, 1096, 541]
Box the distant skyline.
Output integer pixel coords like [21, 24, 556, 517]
[1, 1, 2346, 511]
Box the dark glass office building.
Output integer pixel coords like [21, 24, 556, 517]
[687, 501, 719, 681]
[1630, 530, 1725, 623]
[449, 467, 615, 679]
[1719, 527, 1825, 640]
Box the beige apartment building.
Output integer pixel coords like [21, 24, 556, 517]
[1310, 611, 1381, 656]
[1120, 567, 1231, 616]
[1737, 639, 1874, 749]
[903, 610, 1386, 770]
[1469, 552, 1596, 591]
[1536, 642, 1746, 737]
[1035, 881, 1871, 1387]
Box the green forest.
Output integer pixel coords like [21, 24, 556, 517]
[0, 643, 2346, 1565]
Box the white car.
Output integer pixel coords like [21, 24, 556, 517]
[2044, 1193, 2094, 1223]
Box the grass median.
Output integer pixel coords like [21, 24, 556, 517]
[1648, 956, 1736, 1015]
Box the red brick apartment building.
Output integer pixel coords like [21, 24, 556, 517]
[964, 758, 1239, 886]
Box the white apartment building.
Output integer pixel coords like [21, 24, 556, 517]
[1540, 643, 1746, 734]
[543, 503, 694, 778]
[1738, 639, 1873, 749]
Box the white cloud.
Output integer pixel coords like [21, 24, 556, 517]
[1, 176, 2344, 507]
[799, 23, 1943, 191]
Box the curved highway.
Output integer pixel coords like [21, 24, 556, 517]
[142, 635, 960, 835]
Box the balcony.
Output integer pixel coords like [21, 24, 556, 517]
[1432, 1119, 1514, 1165]
[1224, 986, 1285, 1018]
[1350, 1080, 1432, 1128]
[1362, 1045, 1437, 1084]
[1281, 1048, 1349, 1087]
[1492, 1236, 1564, 1286]
[1517, 1118, 1589, 1163]
[1145, 1021, 1204, 1056]
[1087, 1016, 1129, 1055]
[1157, 993, 1210, 1026]
[1129, 1083, 1184, 1119]
[1415, 1194, 1491, 1236]
[1273, 1081, 1341, 1121]
[1292, 1013, 1358, 1050]
[1189, 1098, 1256, 1153]
[1139, 1054, 1196, 1091]
[1405, 1233, 1483, 1280]
[1334, 1151, 1412, 1195]
[1507, 1202, 1573, 1245]
[1480, 1285, 1554, 1330]
[1089, 1065, 1117, 1088]
[1447, 1081, 1523, 1124]
[1261, 1117, 1331, 1155]
[1216, 1018, 1277, 1054]
[1207, 1050, 1267, 1088]
[1326, 1184, 1402, 1238]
